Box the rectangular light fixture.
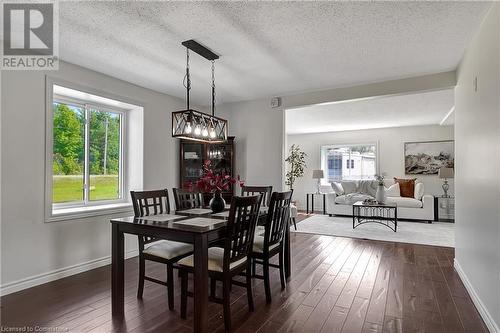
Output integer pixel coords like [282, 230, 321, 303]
[172, 109, 227, 143]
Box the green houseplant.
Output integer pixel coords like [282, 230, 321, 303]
[285, 144, 307, 189]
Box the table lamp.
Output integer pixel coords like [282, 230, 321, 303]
[438, 167, 454, 198]
[312, 169, 324, 194]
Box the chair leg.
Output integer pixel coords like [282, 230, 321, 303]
[246, 262, 254, 311]
[210, 278, 216, 298]
[279, 249, 286, 290]
[180, 271, 188, 319]
[167, 264, 174, 311]
[137, 255, 145, 299]
[252, 258, 256, 277]
[263, 259, 272, 303]
[292, 217, 297, 230]
[223, 277, 232, 331]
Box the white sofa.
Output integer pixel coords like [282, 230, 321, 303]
[324, 180, 434, 222]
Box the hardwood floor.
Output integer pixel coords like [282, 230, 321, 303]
[1, 220, 487, 333]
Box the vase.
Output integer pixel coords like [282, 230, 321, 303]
[209, 191, 226, 213]
[375, 184, 386, 204]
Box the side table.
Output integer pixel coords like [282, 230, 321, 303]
[434, 196, 455, 222]
[306, 193, 327, 215]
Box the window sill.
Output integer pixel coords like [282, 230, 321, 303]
[46, 202, 133, 223]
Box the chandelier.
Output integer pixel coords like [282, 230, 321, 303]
[172, 40, 228, 143]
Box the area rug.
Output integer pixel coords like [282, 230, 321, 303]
[292, 215, 454, 247]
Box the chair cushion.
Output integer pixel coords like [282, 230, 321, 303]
[289, 204, 298, 218]
[386, 196, 423, 208]
[255, 225, 265, 236]
[143, 240, 193, 260]
[253, 235, 280, 253]
[177, 247, 247, 272]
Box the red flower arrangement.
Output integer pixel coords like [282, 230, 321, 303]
[187, 160, 244, 193]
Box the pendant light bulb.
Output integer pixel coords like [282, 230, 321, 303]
[185, 122, 192, 134]
[194, 125, 201, 136]
[209, 128, 216, 138]
[202, 127, 209, 137]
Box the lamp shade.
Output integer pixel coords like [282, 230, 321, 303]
[312, 169, 324, 179]
[438, 167, 454, 179]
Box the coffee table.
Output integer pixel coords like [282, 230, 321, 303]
[352, 201, 398, 232]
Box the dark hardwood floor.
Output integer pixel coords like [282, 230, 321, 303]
[1, 215, 487, 333]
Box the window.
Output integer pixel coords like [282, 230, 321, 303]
[321, 144, 377, 182]
[48, 83, 130, 217]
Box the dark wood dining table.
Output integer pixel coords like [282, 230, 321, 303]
[110, 208, 290, 333]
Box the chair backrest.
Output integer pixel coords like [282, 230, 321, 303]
[130, 189, 170, 247]
[130, 189, 170, 217]
[173, 188, 204, 211]
[224, 195, 261, 271]
[241, 185, 272, 207]
[264, 191, 293, 251]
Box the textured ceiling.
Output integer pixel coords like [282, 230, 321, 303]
[59, 2, 490, 105]
[286, 89, 454, 134]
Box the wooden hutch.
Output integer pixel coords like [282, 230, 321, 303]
[179, 136, 235, 205]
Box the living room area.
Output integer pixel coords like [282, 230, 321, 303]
[285, 88, 456, 247]
[1, 2, 499, 333]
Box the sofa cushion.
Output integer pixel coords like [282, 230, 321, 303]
[358, 180, 377, 197]
[414, 182, 424, 200]
[386, 196, 423, 208]
[394, 178, 417, 198]
[385, 183, 401, 197]
[341, 181, 358, 194]
[335, 193, 373, 205]
[331, 182, 344, 195]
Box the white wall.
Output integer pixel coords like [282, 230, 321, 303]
[454, 3, 500, 332]
[1, 61, 185, 294]
[287, 125, 454, 210]
[218, 99, 285, 192]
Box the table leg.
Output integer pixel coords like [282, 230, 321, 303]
[306, 194, 309, 214]
[323, 194, 326, 215]
[193, 234, 209, 333]
[284, 224, 291, 278]
[111, 223, 125, 318]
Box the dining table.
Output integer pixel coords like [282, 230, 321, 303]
[110, 207, 291, 333]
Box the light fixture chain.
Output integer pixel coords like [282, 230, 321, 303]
[211, 60, 216, 116]
[185, 48, 191, 110]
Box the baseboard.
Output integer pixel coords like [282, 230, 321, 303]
[454, 259, 500, 333]
[0, 249, 139, 297]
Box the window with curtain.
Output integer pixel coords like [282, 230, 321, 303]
[320, 144, 377, 182]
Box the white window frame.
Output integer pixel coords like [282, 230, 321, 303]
[45, 77, 132, 222]
[320, 142, 379, 182]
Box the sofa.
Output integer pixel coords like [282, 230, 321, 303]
[324, 180, 434, 222]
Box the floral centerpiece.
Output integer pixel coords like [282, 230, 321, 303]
[374, 173, 387, 204]
[187, 160, 244, 213]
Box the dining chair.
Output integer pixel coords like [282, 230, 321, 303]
[177, 195, 262, 331]
[130, 189, 193, 310]
[250, 190, 293, 303]
[173, 188, 204, 211]
[241, 185, 272, 207]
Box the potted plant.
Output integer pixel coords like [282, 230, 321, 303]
[190, 160, 244, 213]
[285, 144, 307, 190]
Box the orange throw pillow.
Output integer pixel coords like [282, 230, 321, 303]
[393, 178, 417, 198]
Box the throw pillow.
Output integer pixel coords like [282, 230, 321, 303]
[385, 183, 401, 197]
[358, 180, 377, 197]
[331, 182, 344, 195]
[341, 181, 358, 194]
[414, 182, 424, 200]
[393, 178, 417, 198]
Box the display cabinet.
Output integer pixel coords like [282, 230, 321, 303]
[179, 137, 235, 205]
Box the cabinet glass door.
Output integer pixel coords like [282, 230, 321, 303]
[183, 143, 205, 186]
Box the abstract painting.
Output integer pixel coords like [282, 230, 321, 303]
[404, 141, 454, 175]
